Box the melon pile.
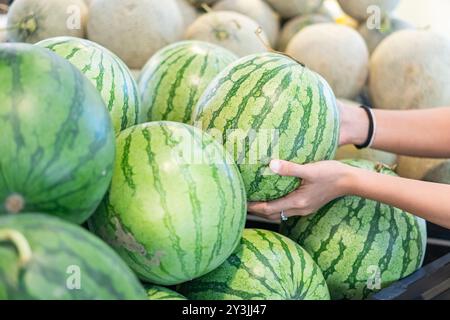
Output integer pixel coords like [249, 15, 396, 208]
[1, 0, 447, 302]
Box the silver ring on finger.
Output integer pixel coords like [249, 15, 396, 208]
[280, 210, 288, 221]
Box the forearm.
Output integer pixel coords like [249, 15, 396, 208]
[341, 104, 450, 158]
[345, 167, 450, 229]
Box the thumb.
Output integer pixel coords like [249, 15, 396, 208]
[269, 160, 313, 179]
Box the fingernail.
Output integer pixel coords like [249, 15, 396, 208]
[270, 160, 281, 173]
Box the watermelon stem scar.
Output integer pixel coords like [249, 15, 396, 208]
[5, 194, 25, 214]
[0, 229, 33, 266]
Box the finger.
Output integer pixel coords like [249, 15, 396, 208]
[270, 160, 311, 179]
[248, 193, 299, 216]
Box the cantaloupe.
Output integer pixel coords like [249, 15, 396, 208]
[278, 13, 332, 51]
[337, 0, 400, 22]
[213, 0, 280, 47]
[369, 30, 450, 110]
[0, 14, 7, 43]
[358, 16, 412, 54]
[265, 0, 324, 19]
[397, 156, 450, 184]
[87, 0, 184, 69]
[177, 0, 201, 28]
[286, 23, 369, 99]
[185, 11, 269, 57]
[7, 0, 88, 43]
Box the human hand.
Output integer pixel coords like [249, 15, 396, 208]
[248, 159, 355, 221]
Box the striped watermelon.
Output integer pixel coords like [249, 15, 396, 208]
[0, 214, 147, 300]
[139, 41, 237, 124]
[89, 121, 247, 285]
[36, 36, 142, 133]
[0, 44, 115, 224]
[178, 229, 330, 300]
[193, 52, 340, 201]
[146, 285, 187, 300]
[280, 160, 427, 300]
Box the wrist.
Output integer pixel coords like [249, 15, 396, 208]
[337, 164, 360, 196]
[340, 104, 370, 146]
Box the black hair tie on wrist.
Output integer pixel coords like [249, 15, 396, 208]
[355, 105, 376, 150]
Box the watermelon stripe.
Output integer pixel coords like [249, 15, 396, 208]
[179, 229, 330, 300]
[0, 214, 146, 299]
[120, 132, 136, 193]
[241, 238, 288, 296]
[89, 122, 246, 286]
[281, 160, 427, 300]
[163, 54, 197, 120]
[37, 37, 141, 134]
[139, 41, 236, 124]
[194, 53, 339, 201]
[142, 127, 191, 279]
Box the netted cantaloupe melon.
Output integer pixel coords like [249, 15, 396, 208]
[278, 13, 332, 51]
[369, 30, 450, 110]
[87, 0, 184, 69]
[396, 156, 449, 183]
[7, 0, 88, 43]
[177, 0, 201, 28]
[337, 0, 400, 22]
[213, 0, 280, 47]
[358, 16, 413, 54]
[286, 23, 369, 99]
[185, 11, 269, 57]
[265, 0, 324, 19]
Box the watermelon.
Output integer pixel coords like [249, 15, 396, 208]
[87, 0, 184, 69]
[146, 285, 187, 300]
[0, 44, 115, 224]
[139, 41, 237, 124]
[185, 11, 270, 58]
[7, 0, 88, 43]
[212, 0, 280, 47]
[178, 229, 330, 300]
[278, 13, 333, 51]
[89, 122, 247, 285]
[265, 0, 324, 19]
[0, 214, 147, 300]
[193, 52, 340, 201]
[36, 36, 142, 134]
[337, 0, 400, 22]
[280, 160, 427, 300]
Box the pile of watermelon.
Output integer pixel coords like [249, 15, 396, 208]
[0, 0, 435, 301]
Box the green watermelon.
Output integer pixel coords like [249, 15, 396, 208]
[146, 285, 187, 300]
[193, 52, 340, 201]
[0, 214, 147, 300]
[139, 40, 237, 124]
[0, 44, 115, 224]
[89, 121, 247, 286]
[36, 36, 142, 134]
[280, 160, 427, 300]
[178, 229, 330, 300]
